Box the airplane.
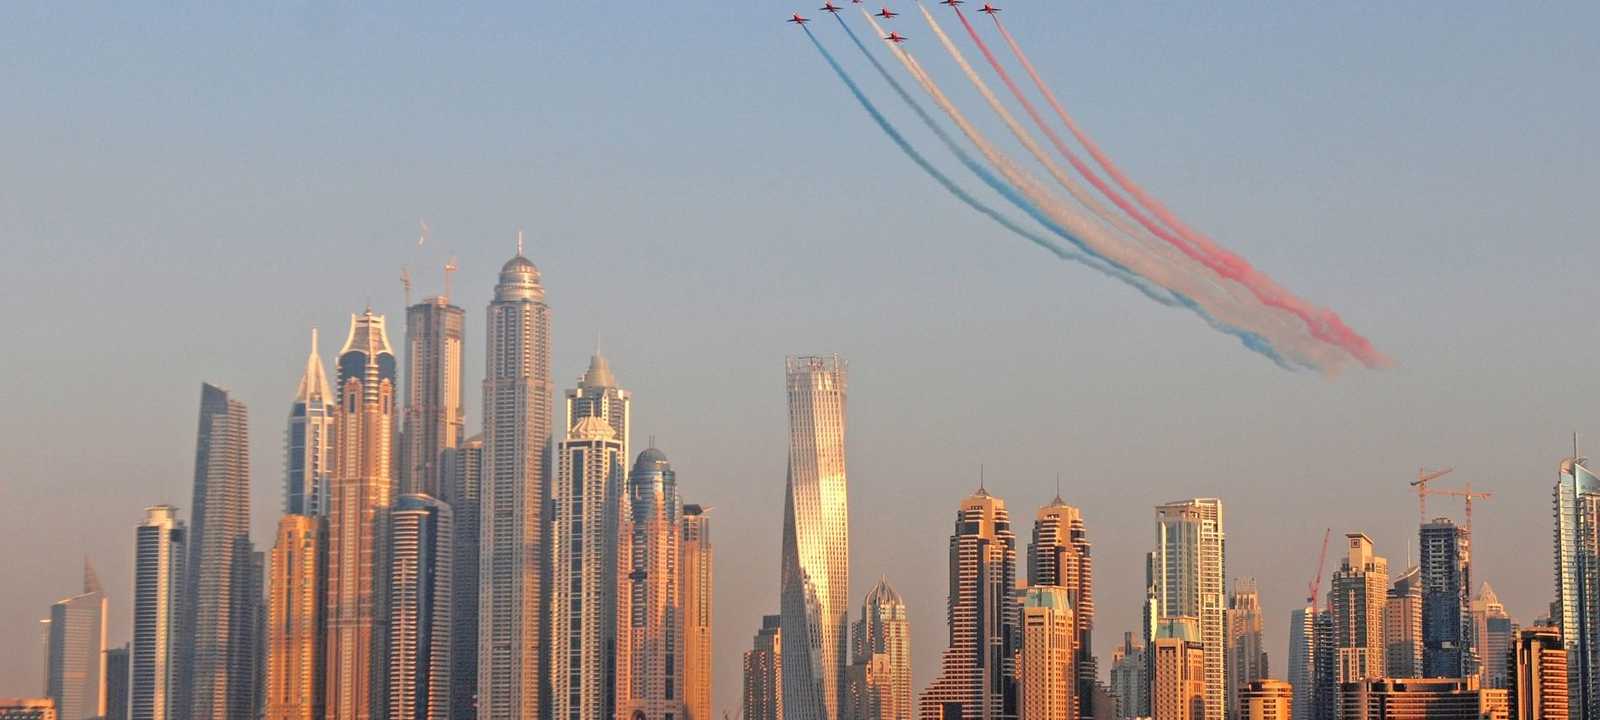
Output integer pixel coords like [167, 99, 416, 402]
[940, 0, 965, 6]
[876, 7, 899, 19]
[979, 3, 1001, 13]
[788, 13, 810, 24]
[820, 2, 842, 13]
[885, 31, 908, 43]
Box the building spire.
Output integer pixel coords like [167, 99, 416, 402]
[298, 327, 333, 403]
[83, 556, 102, 595]
[1053, 472, 1064, 505]
[517, 228, 524, 256]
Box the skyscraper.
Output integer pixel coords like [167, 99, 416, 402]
[1330, 533, 1388, 682]
[440, 437, 482, 720]
[401, 295, 465, 498]
[1313, 611, 1336, 720]
[1384, 566, 1423, 679]
[1226, 579, 1268, 720]
[1473, 582, 1512, 690]
[780, 354, 850, 720]
[919, 487, 1018, 720]
[566, 352, 630, 462]
[744, 616, 783, 720]
[46, 562, 108, 720]
[264, 515, 323, 720]
[107, 646, 129, 720]
[325, 311, 396, 720]
[1150, 618, 1205, 720]
[286, 330, 335, 516]
[1421, 517, 1471, 678]
[1510, 625, 1569, 720]
[1030, 497, 1096, 720]
[549, 417, 625, 720]
[1109, 632, 1147, 720]
[1017, 586, 1075, 720]
[478, 250, 552, 720]
[616, 447, 684, 720]
[132, 507, 185, 720]
[183, 384, 254, 720]
[388, 495, 452, 720]
[1146, 499, 1226, 720]
[849, 578, 911, 720]
[681, 504, 714, 720]
[1287, 607, 1317, 720]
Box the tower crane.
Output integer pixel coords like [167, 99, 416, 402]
[444, 257, 458, 303]
[1410, 467, 1454, 527]
[1305, 527, 1332, 608]
[401, 265, 413, 307]
[1423, 482, 1494, 540]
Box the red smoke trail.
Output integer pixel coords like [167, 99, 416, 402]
[986, 13, 1389, 368]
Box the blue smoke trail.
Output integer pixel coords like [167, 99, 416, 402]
[808, 22, 1296, 369]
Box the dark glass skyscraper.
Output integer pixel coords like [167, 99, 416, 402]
[183, 383, 254, 720]
[1420, 518, 1470, 678]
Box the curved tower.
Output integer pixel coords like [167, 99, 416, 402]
[781, 355, 850, 720]
[325, 310, 396, 720]
[478, 251, 552, 720]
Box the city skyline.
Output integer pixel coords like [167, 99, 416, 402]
[4, 3, 1600, 718]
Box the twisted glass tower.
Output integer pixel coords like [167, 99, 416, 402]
[781, 355, 850, 720]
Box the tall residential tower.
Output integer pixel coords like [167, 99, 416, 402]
[549, 417, 625, 720]
[325, 311, 396, 720]
[919, 488, 1018, 720]
[478, 250, 552, 720]
[131, 507, 185, 720]
[1145, 499, 1226, 720]
[286, 331, 335, 516]
[780, 355, 850, 720]
[401, 294, 465, 498]
[1029, 497, 1096, 720]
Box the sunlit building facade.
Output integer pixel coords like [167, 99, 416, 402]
[1384, 566, 1423, 679]
[549, 417, 625, 720]
[919, 488, 1018, 720]
[325, 310, 396, 720]
[1510, 625, 1569, 720]
[400, 295, 465, 499]
[743, 616, 782, 720]
[780, 355, 850, 720]
[616, 447, 683, 720]
[1331, 533, 1388, 682]
[849, 578, 911, 720]
[478, 252, 552, 720]
[264, 515, 323, 720]
[1146, 499, 1226, 720]
[1030, 497, 1096, 719]
[681, 504, 713, 720]
[1151, 618, 1205, 720]
[132, 507, 185, 720]
[1554, 453, 1599, 718]
[1227, 579, 1268, 720]
[47, 564, 107, 720]
[1017, 586, 1075, 720]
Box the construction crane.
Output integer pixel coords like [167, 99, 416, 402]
[443, 257, 458, 303]
[401, 265, 413, 307]
[1424, 482, 1494, 539]
[1305, 527, 1332, 608]
[1410, 467, 1454, 527]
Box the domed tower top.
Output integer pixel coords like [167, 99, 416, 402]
[496, 253, 544, 303]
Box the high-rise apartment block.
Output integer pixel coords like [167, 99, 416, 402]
[780, 355, 851, 720]
[400, 295, 465, 498]
[849, 579, 911, 720]
[478, 252, 552, 720]
[1151, 618, 1206, 720]
[616, 447, 684, 720]
[1511, 625, 1569, 720]
[132, 507, 186, 720]
[743, 616, 782, 720]
[1030, 497, 1096, 719]
[325, 311, 396, 720]
[1421, 517, 1471, 678]
[387, 495, 452, 720]
[440, 438, 481, 720]
[1384, 566, 1423, 679]
[184, 384, 255, 720]
[549, 417, 624, 720]
[1017, 586, 1075, 720]
[47, 563, 108, 720]
[681, 504, 714, 720]
[1146, 499, 1226, 720]
[1227, 579, 1268, 719]
[1330, 533, 1388, 682]
[920, 488, 1018, 720]
[286, 330, 335, 516]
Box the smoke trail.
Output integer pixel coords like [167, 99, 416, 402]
[826, 14, 1305, 368]
[987, 13, 1388, 368]
[852, 12, 1312, 370]
[799, 25, 1125, 284]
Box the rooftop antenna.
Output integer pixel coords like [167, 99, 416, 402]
[401, 266, 412, 307]
[443, 256, 458, 303]
[979, 463, 986, 493]
[1054, 472, 1063, 503]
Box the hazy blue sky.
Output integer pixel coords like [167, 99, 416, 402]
[2, 2, 1597, 714]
